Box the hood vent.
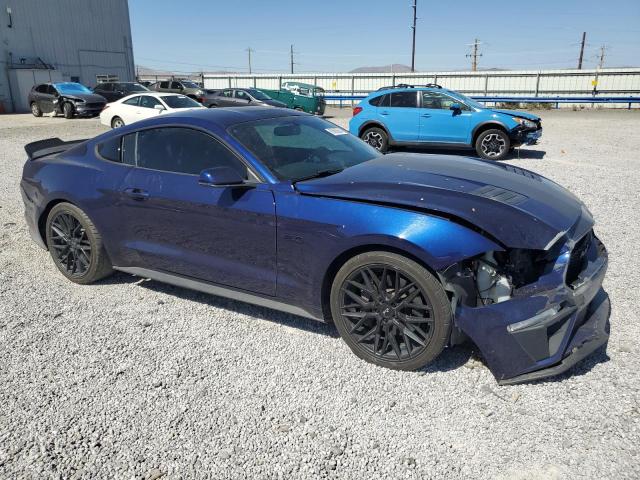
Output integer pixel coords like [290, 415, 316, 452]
[472, 185, 527, 206]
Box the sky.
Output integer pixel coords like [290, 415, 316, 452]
[129, 0, 640, 73]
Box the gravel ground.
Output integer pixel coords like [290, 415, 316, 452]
[1, 109, 639, 479]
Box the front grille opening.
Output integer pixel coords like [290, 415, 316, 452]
[566, 230, 593, 286]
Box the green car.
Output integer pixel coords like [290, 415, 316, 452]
[258, 82, 326, 115]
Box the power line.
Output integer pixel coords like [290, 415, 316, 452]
[466, 39, 483, 71]
[597, 44, 609, 69]
[577, 32, 586, 69]
[410, 0, 417, 72]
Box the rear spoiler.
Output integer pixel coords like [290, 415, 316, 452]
[24, 138, 87, 161]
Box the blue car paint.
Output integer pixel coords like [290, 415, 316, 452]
[20, 107, 608, 384]
[349, 86, 541, 148]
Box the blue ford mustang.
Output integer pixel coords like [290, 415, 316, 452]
[20, 107, 609, 384]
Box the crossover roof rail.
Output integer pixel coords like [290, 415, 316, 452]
[376, 83, 443, 91]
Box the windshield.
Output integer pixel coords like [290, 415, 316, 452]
[181, 81, 200, 89]
[246, 89, 272, 101]
[161, 95, 202, 109]
[447, 90, 485, 110]
[53, 83, 92, 94]
[126, 83, 148, 92]
[229, 116, 380, 181]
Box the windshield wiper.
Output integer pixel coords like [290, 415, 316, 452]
[292, 168, 343, 184]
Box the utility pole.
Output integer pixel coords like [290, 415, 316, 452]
[577, 32, 586, 69]
[466, 39, 482, 71]
[290, 44, 295, 74]
[410, 0, 417, 72]
[245, 47, 253, 74]
[598, 44, 608, 69]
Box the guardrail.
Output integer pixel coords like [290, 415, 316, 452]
[323, 95, 640, 109]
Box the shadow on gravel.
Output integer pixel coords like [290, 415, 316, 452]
[112, 273, 340, 338]
[390, 146, 546, 161]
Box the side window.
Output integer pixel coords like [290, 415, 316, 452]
[47, 85, 58, 95]
[122, 133, 136, 166]
[99, 83, 113, 92]
[139, 96, 162, 108]
[377, 94, 390, 107]
[134, 128, 249, 177]
[221, 89, 232, 97]
[171, 81, 182, 89]
[368, 95, 384, 106]
[421, 91, 467, 110]
[159, 81, 169, 89]
[389, 91, 417, 108]
[35, 84, 48, 94]
[235, 90, 249, 100]
[123, 96, 140, 106]
[96, 136, 122, 163]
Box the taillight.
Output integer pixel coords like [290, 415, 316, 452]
[352, 106, 363, 116]
[197, 97, 205, 103]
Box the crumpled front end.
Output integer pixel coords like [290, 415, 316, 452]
[443, 223, 610, 385]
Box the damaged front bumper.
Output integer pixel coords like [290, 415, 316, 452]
[454, 232, 610, 385]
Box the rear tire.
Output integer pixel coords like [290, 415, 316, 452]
[45, 203, 113, 284]
[111, 116, 125, 128]
[360, 127, 389, 153]
[330, 251, 452, 371]
[63, 102, 75, 119]
[475, 128, 510, 160]
[31, 102, 42, 117]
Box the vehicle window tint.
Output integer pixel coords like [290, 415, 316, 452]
[368, 95, 384, 106]
[421, 91, 467, 110]
[134, 128, 248, 177]
[377, 94, 390, 107]
[47, 85, 58, 95]
[390, 91, 417, 108]
[221, 89, 232, 97]
[122, 133, 136, 166]
[139, 96, 162, 108]
[35, 84, 48, 93]
[96, 136, 122, 163]
[171, 81, 182, 89]
[236, 90, 250, 100]
[99, 83, 113, 92]
[159, 81, 169, 88]
[123, 96, 140, 106]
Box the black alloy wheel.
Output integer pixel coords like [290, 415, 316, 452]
[475, 129, 510, 160]
[331, 252, 451, 370]
[45, 203, 113, 284]
[361, 127, 389, 153]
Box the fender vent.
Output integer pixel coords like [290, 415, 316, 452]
[502, 165, 541, 181]
[472, 185, 527, 205]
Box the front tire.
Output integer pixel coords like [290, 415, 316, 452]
[111, 116, 125, 128]
[330, 251, 452, 371]
[360, 127, 389, 153]
[31, 102, 42, 117]
[62, 102, 75, 119]
[475, 128, 510, 160]
[45, 203, 113, 284]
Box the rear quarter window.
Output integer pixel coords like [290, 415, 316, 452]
[96, 137, 122, 163]
[368, 95, 384, 106]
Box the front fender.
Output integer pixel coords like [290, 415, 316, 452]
[274, 192, 500, 318]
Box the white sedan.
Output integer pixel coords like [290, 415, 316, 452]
[99, 92, 204, 128]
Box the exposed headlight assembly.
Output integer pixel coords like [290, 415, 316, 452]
[513, 117, 537, 129]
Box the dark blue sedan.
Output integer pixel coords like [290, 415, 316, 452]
[20, 107, 609, 385]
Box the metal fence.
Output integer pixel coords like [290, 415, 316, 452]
[138, 68, 640, 108]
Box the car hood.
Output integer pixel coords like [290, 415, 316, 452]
[62, 93, 106, 103]
[295, 153, 591, 250]
[261, 99, 288, 108]
[491, 109, 540, 121]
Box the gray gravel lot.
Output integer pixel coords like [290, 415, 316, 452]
[1, 109, 639, 479]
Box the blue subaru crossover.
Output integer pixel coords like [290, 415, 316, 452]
[349, 84, 542, 160]
[21, 107, 607, 385]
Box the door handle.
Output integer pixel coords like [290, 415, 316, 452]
[124, 188, 149, 200]
[380, 111, 389, 115]
[421, 114, 431, 118]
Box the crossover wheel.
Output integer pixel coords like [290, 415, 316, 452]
[31, 102, 43, 117]
[63, 102, 75, 119]
[330, 251, 452, 370]
[475, 129, 510, 160]
[45, 203, 113, 284]
[111, 116, 125, 128]
[361, 127, 389, 153]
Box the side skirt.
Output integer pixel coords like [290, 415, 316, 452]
[114, 266, 324, 322]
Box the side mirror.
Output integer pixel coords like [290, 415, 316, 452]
[198, 166, 246, 187]
[154, 104, 165, 112]
[449, 103, 462, 111]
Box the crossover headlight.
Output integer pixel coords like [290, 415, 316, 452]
[513, 117, 537, 129]
[73, 98, 86, 104]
